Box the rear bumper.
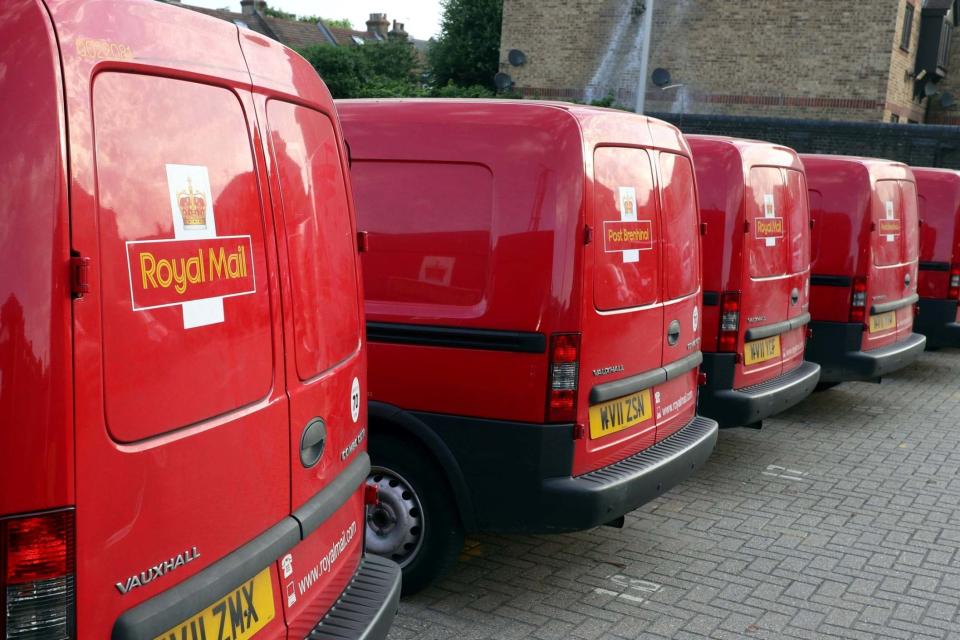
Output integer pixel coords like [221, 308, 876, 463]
[698, 355, 820, 427]
[306, 554, 401, 640]
[805, 321, 926, 382]
[537, 415, 718, 530]
[416, 410, 717, 533]
[915, 298, 960, 349]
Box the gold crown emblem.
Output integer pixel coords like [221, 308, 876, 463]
[177, 178, 207, 230]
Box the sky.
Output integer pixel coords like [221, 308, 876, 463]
[183, 0, 444, 40]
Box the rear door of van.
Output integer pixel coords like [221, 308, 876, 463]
[655, 152, 702, 442]
[580, 146, 664, 474]
[864, 180, 918, 350]
[735, 166, 810, 388]
[69, 60, 289, 637]
[261, 97, 368, 634]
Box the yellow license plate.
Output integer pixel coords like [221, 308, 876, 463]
[154, 567, 275, 640]
[744, 335, 781, 365]
[869, 311, 896, 333]
[588, 389, 653, 439]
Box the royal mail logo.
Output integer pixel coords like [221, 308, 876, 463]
[125, 164, 257, 329]
[126, 236, 255, 309]
[604, 220, 654, 253]
[754, 217, 784, 239]
[879, 218, 901, 237]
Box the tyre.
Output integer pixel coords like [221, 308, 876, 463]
[365, 433, 464, 595]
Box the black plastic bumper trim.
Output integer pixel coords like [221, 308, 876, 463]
[113, 454, 370, 640]
[536, 415, 718, 530]
[698, 360, 821, 427]
[366, 322, 546, 353]
[871, 294, 919, 315]
[811, 275, 852, 287]
[919, 261, 951, 272]
[744, 313, 811, 341]
[805, 321, 926, 382]
[306, 554, 401, 640]
[915, 298, 960, 348]
[590, 352, 702, 404]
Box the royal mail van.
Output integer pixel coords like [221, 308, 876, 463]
[0, 1, 399, 638]
[337, 99, 719, 592]
[801, 155, 926, 382]
[687, 136, 820, 427]
[912, 167, 960, 348]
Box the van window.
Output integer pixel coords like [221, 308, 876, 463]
[874, 180, 903, 266]
[784, 169, 811, 274]
[659, 153, 699, 300]
[93, 73, 272, 442]
[267, 101, 361, 380]
[352, 161, 492, 308]
[593, 147, 659, 310]
[746, 167, 789, 278]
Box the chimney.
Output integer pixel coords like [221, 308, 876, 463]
[240, 0, 266, 15]
[388, 19, 408, 41]
[366, 13, 390, 39]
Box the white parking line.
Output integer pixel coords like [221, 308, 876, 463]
[762, 464, 810, 481]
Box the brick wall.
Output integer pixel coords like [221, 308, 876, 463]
[652, 112, 960, 169]
[885, 0, 928, 122]
[501, 0, 932, 123]
[928, 19, 960, 125]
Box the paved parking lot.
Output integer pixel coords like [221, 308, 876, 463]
[388, 349, 960, 640]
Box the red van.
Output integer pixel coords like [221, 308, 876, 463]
[913, 167, 960, 348]
[687, 136, 820, 427]
[338, 99, 719, 592]
[1, 1, 399, 637]
[801, 155, 926, 382]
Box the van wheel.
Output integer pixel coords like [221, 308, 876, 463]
[366, 435, 464, 595]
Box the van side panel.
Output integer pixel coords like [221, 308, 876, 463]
[916, 170, 960, 299]
[0, 0, 74, 516]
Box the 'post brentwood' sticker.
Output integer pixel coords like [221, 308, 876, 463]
[605, 186, 653, 263]
[125, 164, 256, 329]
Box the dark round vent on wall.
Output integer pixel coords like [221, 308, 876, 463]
[508, 49, 527, 66]
[651, 67, 672, 88]
[494, 72, 514, 91]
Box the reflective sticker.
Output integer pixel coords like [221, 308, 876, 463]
[692, 306, 699, 332]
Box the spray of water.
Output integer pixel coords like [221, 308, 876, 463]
[584, 0, 649, 108]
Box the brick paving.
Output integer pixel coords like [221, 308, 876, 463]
[388, 349, 960, 639]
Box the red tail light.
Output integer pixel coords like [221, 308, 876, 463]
[850, 277, 867, 324]
[949, 264, 960, 300]
[718, 291, 740, 352]
[546, 333, 580, 423]
[1, 509, 75, 639]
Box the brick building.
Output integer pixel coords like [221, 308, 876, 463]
[499, 0, 959, 124]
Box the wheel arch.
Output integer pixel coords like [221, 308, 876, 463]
[367, 400, 478, 532]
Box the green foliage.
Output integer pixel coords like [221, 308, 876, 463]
[428, 0, 503, 89]
[431, 81, 495, 98]
[261, 5, 295, 19]
[298, 40, 422, 99]
[321, 17, 353, 28]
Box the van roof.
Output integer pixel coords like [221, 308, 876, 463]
[335, 98, 690, 155]
[800, 154, 914, 182]
[687, 134, 804, 171]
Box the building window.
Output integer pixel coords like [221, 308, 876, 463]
[891, 113, 901, 123]
[900, 3, 914, 52]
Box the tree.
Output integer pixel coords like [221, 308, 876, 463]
[428, 0, 503, 89]
[298, 40, 422, 99]
[321, 18, 353, 28]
